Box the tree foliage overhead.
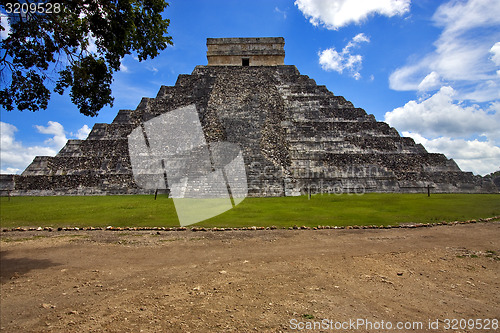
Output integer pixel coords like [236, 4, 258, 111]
[0, 0, 173, 116]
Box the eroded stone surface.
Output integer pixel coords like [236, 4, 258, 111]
[1, 41, 498, 196]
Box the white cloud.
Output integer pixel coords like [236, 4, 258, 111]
[403, 131, 500, 176]
[352, 33, 370, 44]
[319, 48, 343, 72]
[318, 33, 370, 79]
[294, 0, 410, 30]
[389, 0, 500, 102]
[433, 0, 500, 35]
[35, 121, 68, 151]
[120, 62, 129, 72]
[0, 14, 11, 39]
[0, 121, 90, 174]
[74, 125, 91, 140]
[1, 122, 16, 149]
[386, 87, 500, 175]
[1, 122, 58, 174]
[490, 42, 500, 66]
[1, 167, 22, 174]
[417, 71, 441, 92]
[87, 34, 98, 54]
[461, 79, 500, 102]
[385, 86, 500, 139]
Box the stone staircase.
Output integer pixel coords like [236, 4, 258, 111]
[2, 65, 497, 196]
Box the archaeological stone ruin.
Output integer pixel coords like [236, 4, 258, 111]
[1, 37, 498, 196]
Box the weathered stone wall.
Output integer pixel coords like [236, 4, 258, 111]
[207, 55, 285, 67]
[207, 37, 285, 66]
[3, 64, 498, 196]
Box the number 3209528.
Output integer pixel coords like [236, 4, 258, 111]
[4, 2, 64, 14]
[443, 318, 498, 330]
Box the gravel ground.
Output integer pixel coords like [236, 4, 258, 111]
[1, 222, 499, 332]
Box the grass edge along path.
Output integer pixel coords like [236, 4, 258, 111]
[1, 193, 499, 229]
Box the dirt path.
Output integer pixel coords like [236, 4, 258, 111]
[1, 222, 499, 332]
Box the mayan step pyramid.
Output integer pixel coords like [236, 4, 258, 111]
[1, 37, 497, 196]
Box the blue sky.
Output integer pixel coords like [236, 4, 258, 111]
[1, 0, 500, 175]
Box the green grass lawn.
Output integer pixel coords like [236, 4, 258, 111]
[0, 193, 499, 228]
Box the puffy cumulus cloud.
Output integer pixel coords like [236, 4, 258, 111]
[385, 86, 500, 139]
[0, 121, 91, 174]
[403, 131, 500, 176]
[389, 0, 500, 101]
[319, 49, 344, 72]
[386, 87, 500, 175]
[74, 124, 91, 140]
[35, 121, 68, 151]
[0, 122, 58, 174]
[294, 0, 410, 30]
[318, 33, 369, 79]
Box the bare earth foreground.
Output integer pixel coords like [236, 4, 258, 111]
[1, 223, 499, 333]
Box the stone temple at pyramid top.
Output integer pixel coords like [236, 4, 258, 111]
[206, 37, 285, 66]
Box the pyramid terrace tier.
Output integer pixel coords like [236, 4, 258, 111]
[2, 65, 497, 196]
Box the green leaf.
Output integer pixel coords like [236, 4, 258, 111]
[1, 0, 172, 116]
